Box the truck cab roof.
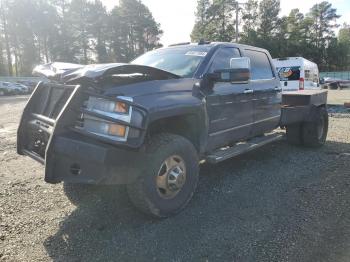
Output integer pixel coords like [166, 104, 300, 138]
[165, 42, 269, 53]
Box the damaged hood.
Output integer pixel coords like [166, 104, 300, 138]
[32, 62, 180, 84]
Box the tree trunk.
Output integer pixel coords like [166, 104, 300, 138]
[1, 6, 13, 76]
[14, 49, 19, 77]
[44, 37, 49, 63]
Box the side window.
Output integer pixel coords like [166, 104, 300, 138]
[313, 69, 319, 83]
[305, 70, 312, 81]
[209, 47, 241, 73]
[244, 49, 274, 80]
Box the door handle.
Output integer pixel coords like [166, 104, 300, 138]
[244, 89, 254, 94]
[274, 86, 282, 92]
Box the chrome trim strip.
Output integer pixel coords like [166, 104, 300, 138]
[209, 115, 280, 137]
[210, 118, 228, 123]
[88, 108, 132, 122]
[210, 98, 263, 106]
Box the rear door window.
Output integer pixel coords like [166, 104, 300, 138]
[244, 50, 274, 80]
[305, 70, 312, 81]
[277, 67, 301, 81]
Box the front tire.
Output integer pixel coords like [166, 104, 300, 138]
[127, 133, 199, 218]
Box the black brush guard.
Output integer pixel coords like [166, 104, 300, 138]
[17, 82, 148, 184]
[17, 82, 82, 164]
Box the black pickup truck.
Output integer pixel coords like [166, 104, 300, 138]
[17, 42, 328, 217]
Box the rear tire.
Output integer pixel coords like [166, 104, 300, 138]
[286, 124, 302, 145]
[127, 133, 199, 218]
[302, 107, 328, 147]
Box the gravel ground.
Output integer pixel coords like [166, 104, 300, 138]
[327, 89, 350, 105]
[0, 95, 350, 262]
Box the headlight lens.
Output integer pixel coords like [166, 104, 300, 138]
[87, 97, 130, 114]
[81, 96, 133, 142]
[114, 101, 128, 114]
[108, 123, 126, 137]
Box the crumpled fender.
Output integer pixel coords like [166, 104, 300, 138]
[33, 62, 180, 84]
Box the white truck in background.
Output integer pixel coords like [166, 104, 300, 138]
[273, 57, 320, 91]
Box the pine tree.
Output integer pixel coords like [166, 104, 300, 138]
[110, 0, 162, 62]
[240, 0, 258, 45]
[191, 0, 211, 41]
[257, 0, 280, 41]
[0, 0, 13, 76]
[307, 1, 340, 67]
[191, 0, 237, 42]
[90, 0, 109, 63]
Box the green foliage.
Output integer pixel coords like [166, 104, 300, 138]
[191, 0, 211, 42]
[0, 0, 162, 76]
[191, 0, 348, 71]
[191, 0, 238, 42]
[240, 0, 258, 45]
[339, 24, 350, 43]
[335, 24, 350, 70]
[110, 0, 162, 62]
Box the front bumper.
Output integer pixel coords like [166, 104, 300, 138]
[45, 134, 146, 184]
[17, 82, 148, 185]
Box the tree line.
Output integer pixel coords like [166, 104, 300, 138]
[1, 0, 349, 77]
[0, 0, 162, 76]
[191, 0, 350, 71]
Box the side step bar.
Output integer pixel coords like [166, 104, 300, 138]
[206, 132, 285, 164]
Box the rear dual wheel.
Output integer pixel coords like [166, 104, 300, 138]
[286, 106, 328, 147]
[302, 107, 328, 147]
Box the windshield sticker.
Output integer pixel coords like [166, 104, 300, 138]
[185, 51, 207, 57]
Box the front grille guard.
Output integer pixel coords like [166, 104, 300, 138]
[17, 82, 149, 166]
[17, 82, 82, 164]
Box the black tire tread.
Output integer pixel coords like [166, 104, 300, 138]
[286, 124, 302, 145]
[127, 133, 198, 218]
[302, 106, 328, 147]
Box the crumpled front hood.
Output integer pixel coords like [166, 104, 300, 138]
[32, 62, 180, 84]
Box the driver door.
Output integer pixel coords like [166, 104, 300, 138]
[205, 47, 254, 151]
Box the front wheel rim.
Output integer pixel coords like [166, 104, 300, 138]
[156, 155, 187, 199]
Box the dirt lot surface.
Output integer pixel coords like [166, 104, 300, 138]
[0, 94, 350, 262]
[327, 89, 350, 105]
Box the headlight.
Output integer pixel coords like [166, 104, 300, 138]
[81, 96, 133, 142]
[83, 117, 128, 140]
[87, 96, 130, 115]
[108, 123, 127, 137]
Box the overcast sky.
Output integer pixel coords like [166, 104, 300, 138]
[101, 0, 350, 46]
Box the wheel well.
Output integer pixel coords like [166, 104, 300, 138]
[148, 115, 201, 152]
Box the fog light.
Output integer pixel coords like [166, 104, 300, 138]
[108, 124, 126, 137]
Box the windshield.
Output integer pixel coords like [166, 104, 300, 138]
[131, 47, 209, 78]
[277, 66, 301, 81]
